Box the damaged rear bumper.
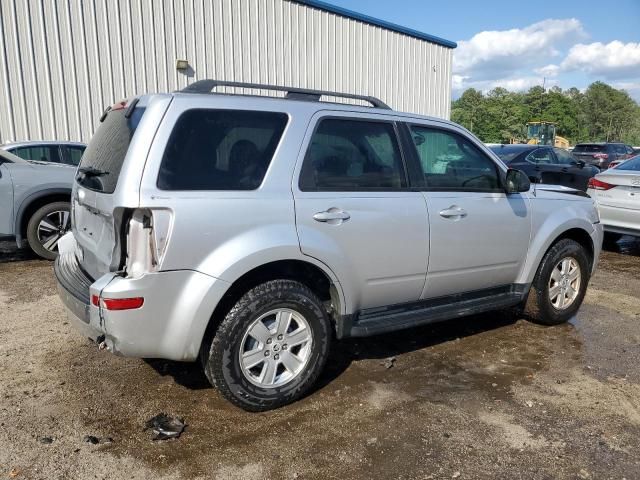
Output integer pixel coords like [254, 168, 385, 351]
[54, 236, 230, 362]
[54, 249, 104, 342]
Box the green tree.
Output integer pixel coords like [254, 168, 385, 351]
[451, 81, 640, 146]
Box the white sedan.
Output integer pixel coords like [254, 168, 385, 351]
[587, 155, 640, 241]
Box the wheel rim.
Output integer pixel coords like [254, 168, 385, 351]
[37, 210, 70, 253]
[239, 308, 313, 388]
[548, 256, 581, 310]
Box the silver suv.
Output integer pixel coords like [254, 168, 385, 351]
[55, 81, 603, 411]
[1, 149, 75, 259]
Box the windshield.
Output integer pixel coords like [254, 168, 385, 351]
[574, 144, 605, 153]
[76, 105, 146, 193]
[616, 155, 640, 171]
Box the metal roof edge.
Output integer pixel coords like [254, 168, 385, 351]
[290, 0, 457, 49]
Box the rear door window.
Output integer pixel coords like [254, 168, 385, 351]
[525, 148, 555, 165]
[157, 109, 288, 190]
[11, 145, 61, 164]
[299, 118, 406, 191]
[64, 145, 85, 166]
[77, 106, 146, 193]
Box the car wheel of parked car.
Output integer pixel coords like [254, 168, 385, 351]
[201, 279, 332, 411]
[523, 239, 590, 326]
[26, 201, 71, 260]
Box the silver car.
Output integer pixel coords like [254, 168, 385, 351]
[1, 141, 86, 166]
[55, 81, 603, 411]
[0, 149, 75, 259]
[587, 155, 640, 240]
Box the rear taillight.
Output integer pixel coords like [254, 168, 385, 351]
[593, 153, 609, 160]
[588, 178, 614, 190]
[91, 294, 144, 311]
[124, 209, 172, 278]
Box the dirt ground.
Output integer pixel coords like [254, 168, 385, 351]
[0, 239, 639, 480]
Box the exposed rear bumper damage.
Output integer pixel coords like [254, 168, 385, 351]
[55, 234, 230, 362]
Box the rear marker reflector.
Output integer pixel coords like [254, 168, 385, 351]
[92, 296, 144, 311]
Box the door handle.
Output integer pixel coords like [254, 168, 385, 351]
[313, 208, 351, 223]
[439, 206, 467, 219]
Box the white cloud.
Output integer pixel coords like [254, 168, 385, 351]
[534, 64, 561, 77]
[453, 76, 556, 95]
[453, 19, 586, 80]
[561, 41, 640, 79]
[612, 81, 640, 102]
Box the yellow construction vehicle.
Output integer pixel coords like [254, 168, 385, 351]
[526, 121, 570, 149]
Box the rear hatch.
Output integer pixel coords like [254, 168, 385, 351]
[72, 97, 167, 280]
[573, 144, 608, 166]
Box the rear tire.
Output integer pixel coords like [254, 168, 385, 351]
[201, 279, 331, 411]
[26, 202, 71, 260]
[523, 239, 590, 326]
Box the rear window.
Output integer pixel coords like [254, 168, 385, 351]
[488, 146, 529, 163]
[77, 106, 146, 193]
[616, 155, 640, 171]
[573, 144, 605, 153]
[157, 109, 288, 190]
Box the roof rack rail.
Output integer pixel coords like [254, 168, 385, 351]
[180, 79, 391, 110]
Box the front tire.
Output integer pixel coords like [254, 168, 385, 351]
[524, 239, 590, 325]
[26, 202, 71, 260]
[201, 280, 332, 411]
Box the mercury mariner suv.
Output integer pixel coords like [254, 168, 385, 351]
[55, 80, 603, 411]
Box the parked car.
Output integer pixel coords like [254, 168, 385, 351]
[55, 81, 603, 411]
[489, 144, 599, 191]
[1, 141, 86, 166]
[607, 155, 636, 169]
[0, 149, 75, 259]
[572, 142, 635, 170]
[587, 154, 640, 241]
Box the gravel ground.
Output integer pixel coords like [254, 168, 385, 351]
[1, 239, 639, 479]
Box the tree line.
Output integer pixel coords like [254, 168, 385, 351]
[451, 81, 640, 146]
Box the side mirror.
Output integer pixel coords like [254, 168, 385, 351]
[572, 160, 585, 168]
[505, 168, 531, 194]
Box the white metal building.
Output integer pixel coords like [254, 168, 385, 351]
[0, 0, 456, 144]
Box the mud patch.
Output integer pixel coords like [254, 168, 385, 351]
[479, 411, 558, 449]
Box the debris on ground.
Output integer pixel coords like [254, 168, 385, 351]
[8, 468, 21, 478]
[144, 413, 186, 441]
[82, 435, 113, 445]
[38, 436, 53, 444]
[83, 435, 99, 445]
[381, 356, 396, 369]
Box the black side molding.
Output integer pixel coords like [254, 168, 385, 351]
[338, 284, 530, 338]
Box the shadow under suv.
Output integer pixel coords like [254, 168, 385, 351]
[55, 81, 603, 411]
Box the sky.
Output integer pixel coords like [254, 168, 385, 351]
[331, 0, 640, 101]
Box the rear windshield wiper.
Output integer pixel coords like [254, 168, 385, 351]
[77, 166, 110, 178]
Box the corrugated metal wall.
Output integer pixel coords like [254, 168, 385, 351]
[0, 0, 453, 144]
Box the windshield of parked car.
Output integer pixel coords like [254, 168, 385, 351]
[616, 155, 640, 171]
[76, 105, 145, 193]
[573, 144, 605, 153]
[488, 145, 529, 163]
